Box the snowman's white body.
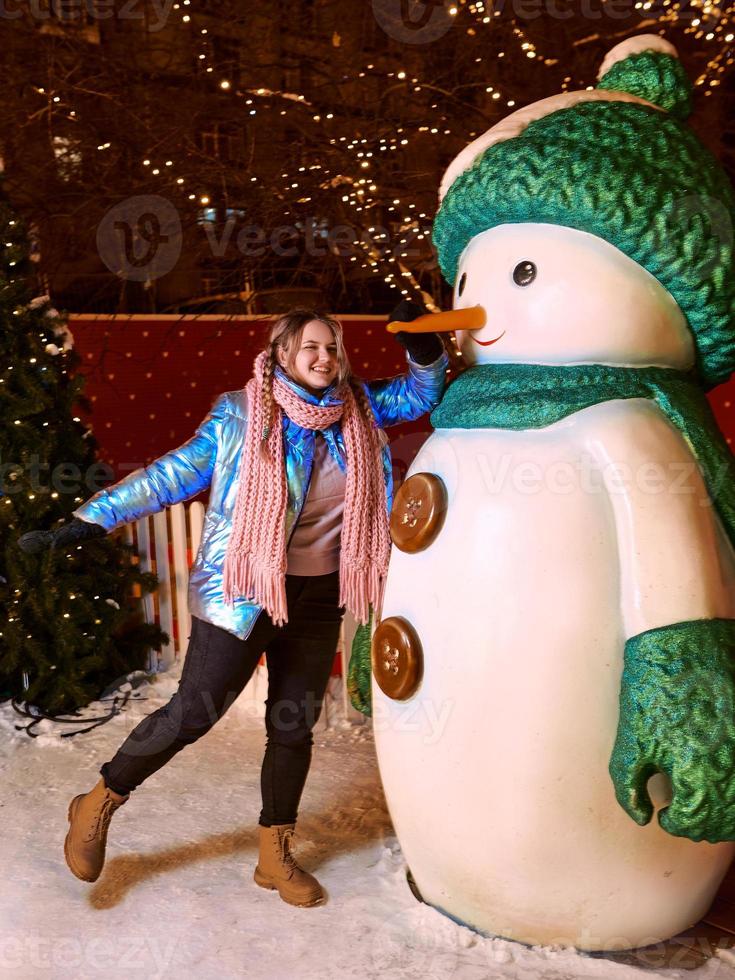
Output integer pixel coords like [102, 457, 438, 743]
[374, 224, 735, 949]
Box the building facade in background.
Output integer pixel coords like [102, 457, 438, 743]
[2, 0, 733, 314]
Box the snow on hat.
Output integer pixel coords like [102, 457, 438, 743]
[432, 35, 735, 388]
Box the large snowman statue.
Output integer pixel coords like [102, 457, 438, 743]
[365, 35, 735, 950]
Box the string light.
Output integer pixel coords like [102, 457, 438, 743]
[25, 0, 735, 299]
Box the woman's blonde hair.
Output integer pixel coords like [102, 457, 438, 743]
[260, 307, 377, 451]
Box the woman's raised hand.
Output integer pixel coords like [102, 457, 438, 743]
[18, 518, 107, 554]
[389, 300, 445, 365]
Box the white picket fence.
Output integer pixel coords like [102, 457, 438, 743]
[123, 501, 363, 725]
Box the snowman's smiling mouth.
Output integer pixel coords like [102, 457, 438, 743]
[471, 330, 506, 347]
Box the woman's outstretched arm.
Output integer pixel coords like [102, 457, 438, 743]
[71, 393, 229, 531]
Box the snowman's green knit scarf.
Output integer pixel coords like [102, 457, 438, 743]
[431, 362, 735, 546]
[431, 362, 735, 844]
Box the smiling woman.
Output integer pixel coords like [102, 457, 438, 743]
[274, 314, 346, 396]
[32, 302, 448, 911]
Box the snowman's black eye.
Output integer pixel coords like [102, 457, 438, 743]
[512, 261, 537, 286]
[457, 272, 467, 296]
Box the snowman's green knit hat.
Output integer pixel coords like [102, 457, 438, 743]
[432, 35, 735, 388]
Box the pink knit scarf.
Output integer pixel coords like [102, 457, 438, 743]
[222, 351, 390, 626]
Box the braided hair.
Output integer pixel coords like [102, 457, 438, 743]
[348, 377, 379, 450]
[259, 339, 280, 457]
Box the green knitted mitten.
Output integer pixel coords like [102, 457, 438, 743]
[347, 613, 373, 718]
[610, 618, 735, 842]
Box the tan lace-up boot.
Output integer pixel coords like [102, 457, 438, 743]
[64, 779, 128, 882]
[254, 824, 325, 907]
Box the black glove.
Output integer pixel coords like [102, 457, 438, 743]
[18, 518, 107, 555]
[390, 299, 445, 366]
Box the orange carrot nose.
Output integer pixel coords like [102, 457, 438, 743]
[386, 305, 486, 334]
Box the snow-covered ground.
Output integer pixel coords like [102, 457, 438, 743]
[1, 668, 734, 980]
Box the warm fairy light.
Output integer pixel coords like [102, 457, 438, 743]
[24, 0, 733, 300]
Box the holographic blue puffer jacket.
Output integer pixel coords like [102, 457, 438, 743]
[74, 352, 448, 639]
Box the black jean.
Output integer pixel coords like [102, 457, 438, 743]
[100, 572, 343, 826]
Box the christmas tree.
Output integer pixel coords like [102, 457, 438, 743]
[0, 185, 167, 715]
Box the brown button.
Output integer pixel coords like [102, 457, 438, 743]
[372, 616, 423, 701]
[390, 472, 447, 553]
